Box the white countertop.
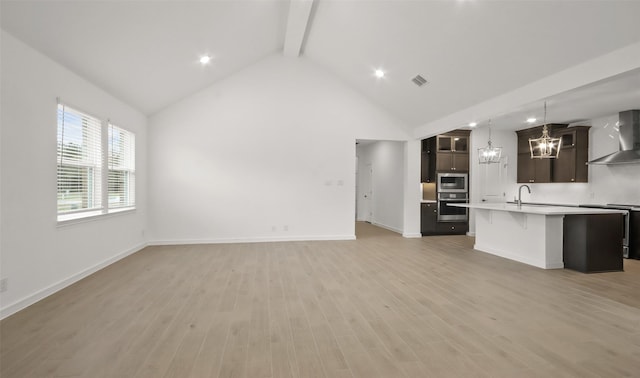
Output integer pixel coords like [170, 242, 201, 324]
[450, 202, 628, 215]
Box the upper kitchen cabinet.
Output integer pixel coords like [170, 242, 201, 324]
[552, 126, 590, 183]
[436, 130, 470, 172]
[517, 153, 552, 183]
[516, 124, 589, 183]
[436, 132, 469, 153]
[437, 153, 470, 172]
[517, 126, 552, 183]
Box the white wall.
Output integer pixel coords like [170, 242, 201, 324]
[148, 55, 410, 243]
[0, 31, 148, 318]
[469, 128, 518, 200]
[403, 139, 422, 238]
[356, 141, 405, 233]
[468, 128, 518, 234]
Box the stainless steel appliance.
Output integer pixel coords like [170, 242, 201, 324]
[437, 192, 468, 222]
[588, 110, 640, 165]
[437, 173, 468, 193]
[608, 204, 640, 259]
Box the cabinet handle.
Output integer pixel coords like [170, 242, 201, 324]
[451, 226, 455, 230]
[434, 210, 437, 213]
[529, 180, 534, 183]
[571, 178, 575, 182]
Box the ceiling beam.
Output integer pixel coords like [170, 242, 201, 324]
[283, 0, 314, 57]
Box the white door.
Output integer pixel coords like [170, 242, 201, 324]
[360, 163, 373, 222]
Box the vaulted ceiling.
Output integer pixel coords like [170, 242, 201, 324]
[2, 0, 640, 132]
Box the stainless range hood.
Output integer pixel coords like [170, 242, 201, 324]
[588, 110, 640, 165]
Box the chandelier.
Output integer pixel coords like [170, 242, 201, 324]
[478, 119, 502, 164]
[529, 101, 561, 159]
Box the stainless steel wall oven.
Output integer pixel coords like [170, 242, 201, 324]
[437, 192, 468, 222]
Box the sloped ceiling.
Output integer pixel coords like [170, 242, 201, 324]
[0, 1, 289, 115]
[304, 1, 640, 128]
[2, 0, 639, 131]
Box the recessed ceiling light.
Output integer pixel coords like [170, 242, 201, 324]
[469, 122, 477, 127]
[199, 55, 211, 65]
[374, 69, 385, 78]
[527, 117, 537, 123]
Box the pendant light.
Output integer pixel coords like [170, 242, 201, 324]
[529, 101, 561, 159]
[478, 119, 502, 164]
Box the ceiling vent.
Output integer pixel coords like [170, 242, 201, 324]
[411, 75, 428, 87]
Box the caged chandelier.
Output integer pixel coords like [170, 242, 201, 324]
[529, 101, 561, 159]
[478, 119, 502, 164]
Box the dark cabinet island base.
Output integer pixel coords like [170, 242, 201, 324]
[563, 213, 624, 273]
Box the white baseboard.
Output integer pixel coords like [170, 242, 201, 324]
[466, 231, 476, 237]
[148, 234, 356, 246]
[0, 242, 147, 320]
[370, 221, 403, 234]
[403, 233, 422, 238]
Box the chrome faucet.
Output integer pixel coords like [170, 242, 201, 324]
[517, 185, 531, 208]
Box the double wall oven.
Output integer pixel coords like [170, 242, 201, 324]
[437, 173, 469, 222]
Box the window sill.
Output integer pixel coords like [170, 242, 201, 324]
[57, 207, 136, 227]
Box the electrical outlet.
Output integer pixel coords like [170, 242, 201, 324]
[271, 226, 277, 232]
[283, 225, 289, 231]
[0, 278, 8, 293]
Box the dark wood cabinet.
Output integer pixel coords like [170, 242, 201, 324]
[435, 130, 470, 172]
[436, 152, 470, 172]
[517, 153, 552, 183]
[563, 213, 623, 273]
[421, 202, 437, 235]
[516, 124, 590, 184]
[437, 134, 469, 153]
[516, 125, 566, 154]
[421, 130, 470, 237]
[435, 221, 468, 235]
[421, 138, 436, 183]
[552, 126, 590, 183]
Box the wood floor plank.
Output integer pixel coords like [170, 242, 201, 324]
[2, 222, 640, 378]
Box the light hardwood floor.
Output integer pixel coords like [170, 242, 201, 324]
[2, 222, 640, 377]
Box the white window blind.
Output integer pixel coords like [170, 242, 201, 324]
[57, 103, 103, 217]
[108, 123, 135, 209]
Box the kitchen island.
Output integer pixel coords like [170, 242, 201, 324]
[451, 203, 626, 270]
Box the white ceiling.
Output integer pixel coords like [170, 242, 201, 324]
[0, 1, 289, 115]
[304, 1, 640, 128]
[2, 0, 639, 130]
[485, 68, 640, 131]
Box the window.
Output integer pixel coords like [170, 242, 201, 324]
[57, 104, 103, 216]
[57, 102, 136, 222]
[108, 124, 135, 209]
